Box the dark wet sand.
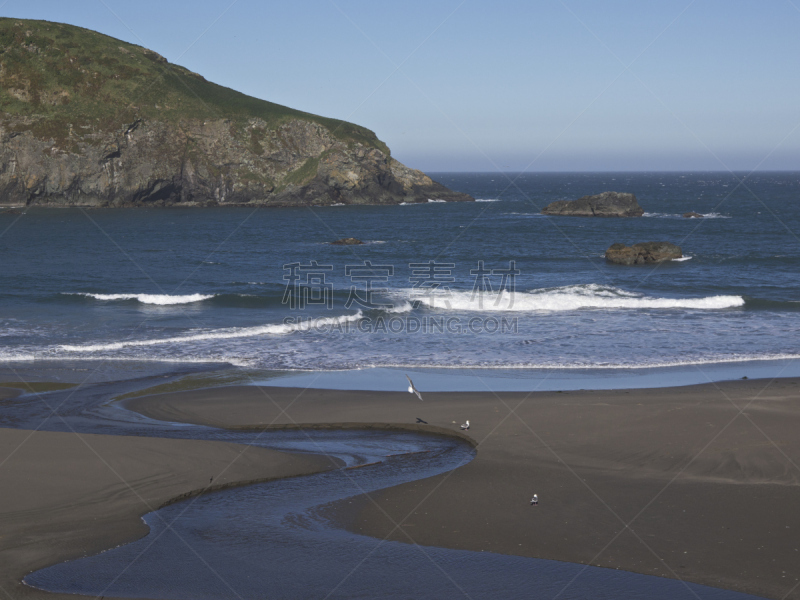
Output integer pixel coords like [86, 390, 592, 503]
[0, 427, 332, 599]
[130, 378, 800, 600]
[0, 386, 23, 401]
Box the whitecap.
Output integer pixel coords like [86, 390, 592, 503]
[475, 198, 501, 202]
[402, 283, 744, 312]
[384, 301, 414, 314]
[672, 256, 693, 262]
[56, 312, 363, 353]
[67, 293, 214, 305]
[643, 212, 731, 219]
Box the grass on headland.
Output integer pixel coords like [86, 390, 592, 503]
[0, 18, 390, 155]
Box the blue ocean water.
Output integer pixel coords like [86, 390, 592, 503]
[1, 172, 798, 382]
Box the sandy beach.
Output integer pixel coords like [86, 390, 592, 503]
[0, 425, 332, 599]
[129, 378, 800, 600]
[0, 387, 23, 401]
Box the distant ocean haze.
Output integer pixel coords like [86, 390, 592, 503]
[1, 172, 798, 371]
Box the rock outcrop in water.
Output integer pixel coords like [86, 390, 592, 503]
[542, 191, 643, 217]
[605, 241, 682, 265]
[330, 238, 363, 245]
[0, 18, 473, 208]
[683, 212, 703, 218]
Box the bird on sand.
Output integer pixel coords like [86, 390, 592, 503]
[460, 420, 470, 430]
[406, 375, 423, 401]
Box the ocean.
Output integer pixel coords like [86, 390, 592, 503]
[1, 171, 799, 390]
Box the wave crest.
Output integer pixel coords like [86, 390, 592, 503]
[406, 284, 744, 312]
[643, 212, 731, 219]
[56, 312, 363, 353]
[68, 293, 214, 305]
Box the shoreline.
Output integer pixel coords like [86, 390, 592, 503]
[1, 377, 797, 599]
[129, 378, 800, 600]
[0, 428, 334, 600]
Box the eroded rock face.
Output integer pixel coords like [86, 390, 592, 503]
[0, 117, 473, 207]
[0, 17, 474, 208]
[542, 192, 643, 217]
[605, 241, 682, 265]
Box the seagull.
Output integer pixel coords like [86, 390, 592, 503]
[460, 420, 470, 430]
[406, 375, 423, 401]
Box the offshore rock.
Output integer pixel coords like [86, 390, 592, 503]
[330, 238, 363, 245]
[605, 242, 682, 265]
[683, 212, 703, 218]
[542, 192, 644, 217]
[0, 18, 473, 208]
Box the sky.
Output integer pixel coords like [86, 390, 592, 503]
[2, 0, 799, 172]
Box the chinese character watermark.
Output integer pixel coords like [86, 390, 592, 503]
[470, 260, 519, 308]
[282, 261, 333, 309]
[345, 261, 394, 310]
[409, 260, 455, 309]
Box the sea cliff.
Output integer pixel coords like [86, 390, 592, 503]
[0, 18, 472, 207]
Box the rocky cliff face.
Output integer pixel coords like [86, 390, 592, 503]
[0, 115, 470, 207]
[0, 18, 472, 207]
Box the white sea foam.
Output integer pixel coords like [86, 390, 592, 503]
[475, 198, 501, 202]
[672, 256, 693, 262]
[365, 353, 800, 370]
[643, 212, 731, 219]
[384, 301, 414, 314]
[0, 351, 37, 361]
[406, 284, 744, 312]
[56, 312, 363, 353]
[427, 199, 447, 203]
[69, 293, 215, 305]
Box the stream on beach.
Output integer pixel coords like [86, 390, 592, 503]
[0, 371, 767, 600]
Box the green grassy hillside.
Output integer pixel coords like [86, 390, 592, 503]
[0, 18, 389, 154]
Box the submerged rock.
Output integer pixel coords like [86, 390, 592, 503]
[605, 241, 682, 265]
[330, 238, 363, 245]
[542, 192, 643, 217]
[683, 212, 704, 218]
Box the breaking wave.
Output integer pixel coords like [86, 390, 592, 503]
[406, 284, 744, 312]
[643, 212, 731, 219]
[67, 293, 215, 305]
[56, 312, 363, 353]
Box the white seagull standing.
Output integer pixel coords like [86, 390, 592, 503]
[406, 375, 423, 401]
[460, 420, 470, 430]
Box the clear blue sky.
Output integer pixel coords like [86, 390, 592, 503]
[3, 1, 799, 172]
